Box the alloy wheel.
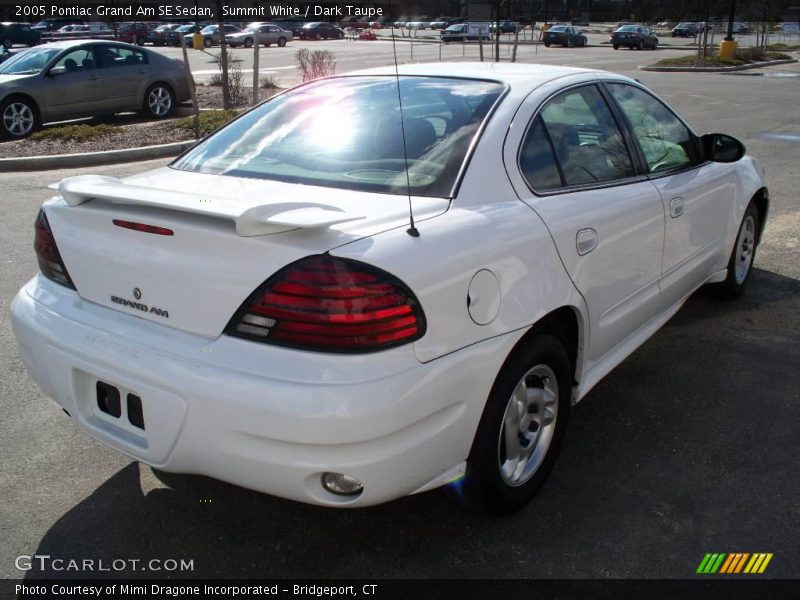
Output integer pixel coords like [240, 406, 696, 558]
[3, 102, 34, 137]
[147, 87, 172, 117]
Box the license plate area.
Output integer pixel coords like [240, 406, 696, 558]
[96, 380, 145, 430]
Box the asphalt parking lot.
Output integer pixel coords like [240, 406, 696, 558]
[0, 45, 798, 580]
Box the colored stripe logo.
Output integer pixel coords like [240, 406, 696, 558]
[697, 553, 773, 574]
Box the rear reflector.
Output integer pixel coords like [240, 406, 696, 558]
[34, 209, 75, 289]
[113, 219, 174, 236]
[225, 255, 426, 353]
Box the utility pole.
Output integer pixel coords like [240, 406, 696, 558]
[214, 0, 230, 109]
[720, 0, 737, 60]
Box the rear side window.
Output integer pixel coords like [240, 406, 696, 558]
[519, 116, 562, 191]
[100, 46, 148, 68]
[519, 85, 634, 191]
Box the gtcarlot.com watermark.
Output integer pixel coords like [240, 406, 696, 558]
[15, 554, 194, 573]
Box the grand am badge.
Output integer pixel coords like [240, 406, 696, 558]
[110, 294, 169, 318]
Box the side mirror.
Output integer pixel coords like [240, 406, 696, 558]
[701, 133, 745, 163]
[48, 66, 66, 76]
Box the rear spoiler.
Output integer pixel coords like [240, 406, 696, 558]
[50, 175, 364, 236]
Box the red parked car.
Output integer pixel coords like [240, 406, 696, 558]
[116, 22, 159, 46]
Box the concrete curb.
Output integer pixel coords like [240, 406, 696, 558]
[0, 140, 197, 173]
[639, 57, 797, 72]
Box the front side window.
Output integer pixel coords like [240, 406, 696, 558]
[172, 76, 505, 198]
[54, 48, 96, 72]
[607, 83, 697, 173]
[520, 85, 634, 190]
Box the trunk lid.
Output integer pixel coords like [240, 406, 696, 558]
[45, 167, 448, 338]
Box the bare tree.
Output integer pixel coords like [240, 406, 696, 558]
[214, 0, 231, 109]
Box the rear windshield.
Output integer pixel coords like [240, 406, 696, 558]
[618, 25, 638, 31]
[172, 76, 505, 198]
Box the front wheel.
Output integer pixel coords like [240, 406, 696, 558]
[136, 36, 145, 46]
[544, 43, 550, 47]
[338, 31, 344, 39]
[1, 96, 39, 138]
[244, 37, 253, 48]
[652, 39, 658, 49]
[637, 40, 644, 49]
[203, 37, 212, 48]
[711, 202, 760, 299]
[454, 334, 572, 514]
[143, 84, 175, 119]
[613, 44, 619, 49]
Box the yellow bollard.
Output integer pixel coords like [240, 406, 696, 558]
[719, 39, 737, 60]
[192, 32, 203, 50]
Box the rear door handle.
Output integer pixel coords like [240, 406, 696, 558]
[669, 197, 685, 218]
[576, 228, 598, 256]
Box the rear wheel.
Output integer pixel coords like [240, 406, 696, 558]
[244, 37, 253, 48]
[278, 36, 287, 47]
[652, 39, 659, 49]
[613, 44, 619, 49]
[203, 36, 212, 47]
[544, 43, 550, 47]
[136, 36, 145, 46]
[454, 334, 572, 514]
[711, 202, 760, 299]
[143, 83, 175, 119]
[1, 96, 39, 138]
[315, 32, 323, 40]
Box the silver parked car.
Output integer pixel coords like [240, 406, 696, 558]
[226, 22, 293, 48]
[0, 40, 191, 138]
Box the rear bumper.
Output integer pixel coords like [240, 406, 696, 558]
[11, 275, 521, 507]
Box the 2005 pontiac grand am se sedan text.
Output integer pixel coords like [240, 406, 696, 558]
[10, 63, 768, 514]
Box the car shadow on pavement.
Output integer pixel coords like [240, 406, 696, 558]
[22, 268, 800, 579]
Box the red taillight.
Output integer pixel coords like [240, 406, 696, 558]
[113, 219, 174, 236]
[34, 209, 75, 289]
[226, 256, 426, 353]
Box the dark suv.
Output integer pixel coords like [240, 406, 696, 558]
[0, 22, 41, 48]
[672, 22, 699, 37]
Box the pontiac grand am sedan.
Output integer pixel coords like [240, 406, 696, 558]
[11, 63, 767, 513]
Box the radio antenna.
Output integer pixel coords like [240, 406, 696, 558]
[390, 24, 420, 237]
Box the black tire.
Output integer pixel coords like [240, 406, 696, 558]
[136, 36, 145, 46]
[453, 334, 572, 514]
[0, 95, 40, 139]
[278, 36, 287, 47]
[711, 202, 760, 299]
[613, 44, 619, 49]
[203, 37, 212, 48]
[652, 39, 658, 49]
[637, 40, 643, 49]
[544, 43, 550, 47]
[265, 42, 271, 47]
[315, 33, 323, 41]
[143, 83, 175, 119]
[337, 31, 344, 39]
[244, 37, 253, 48]
[1, 37, 12, 49]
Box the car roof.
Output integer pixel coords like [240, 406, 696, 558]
[347, 62, 606, 93]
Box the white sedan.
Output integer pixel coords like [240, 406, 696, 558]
[10, 63, 768, 513]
